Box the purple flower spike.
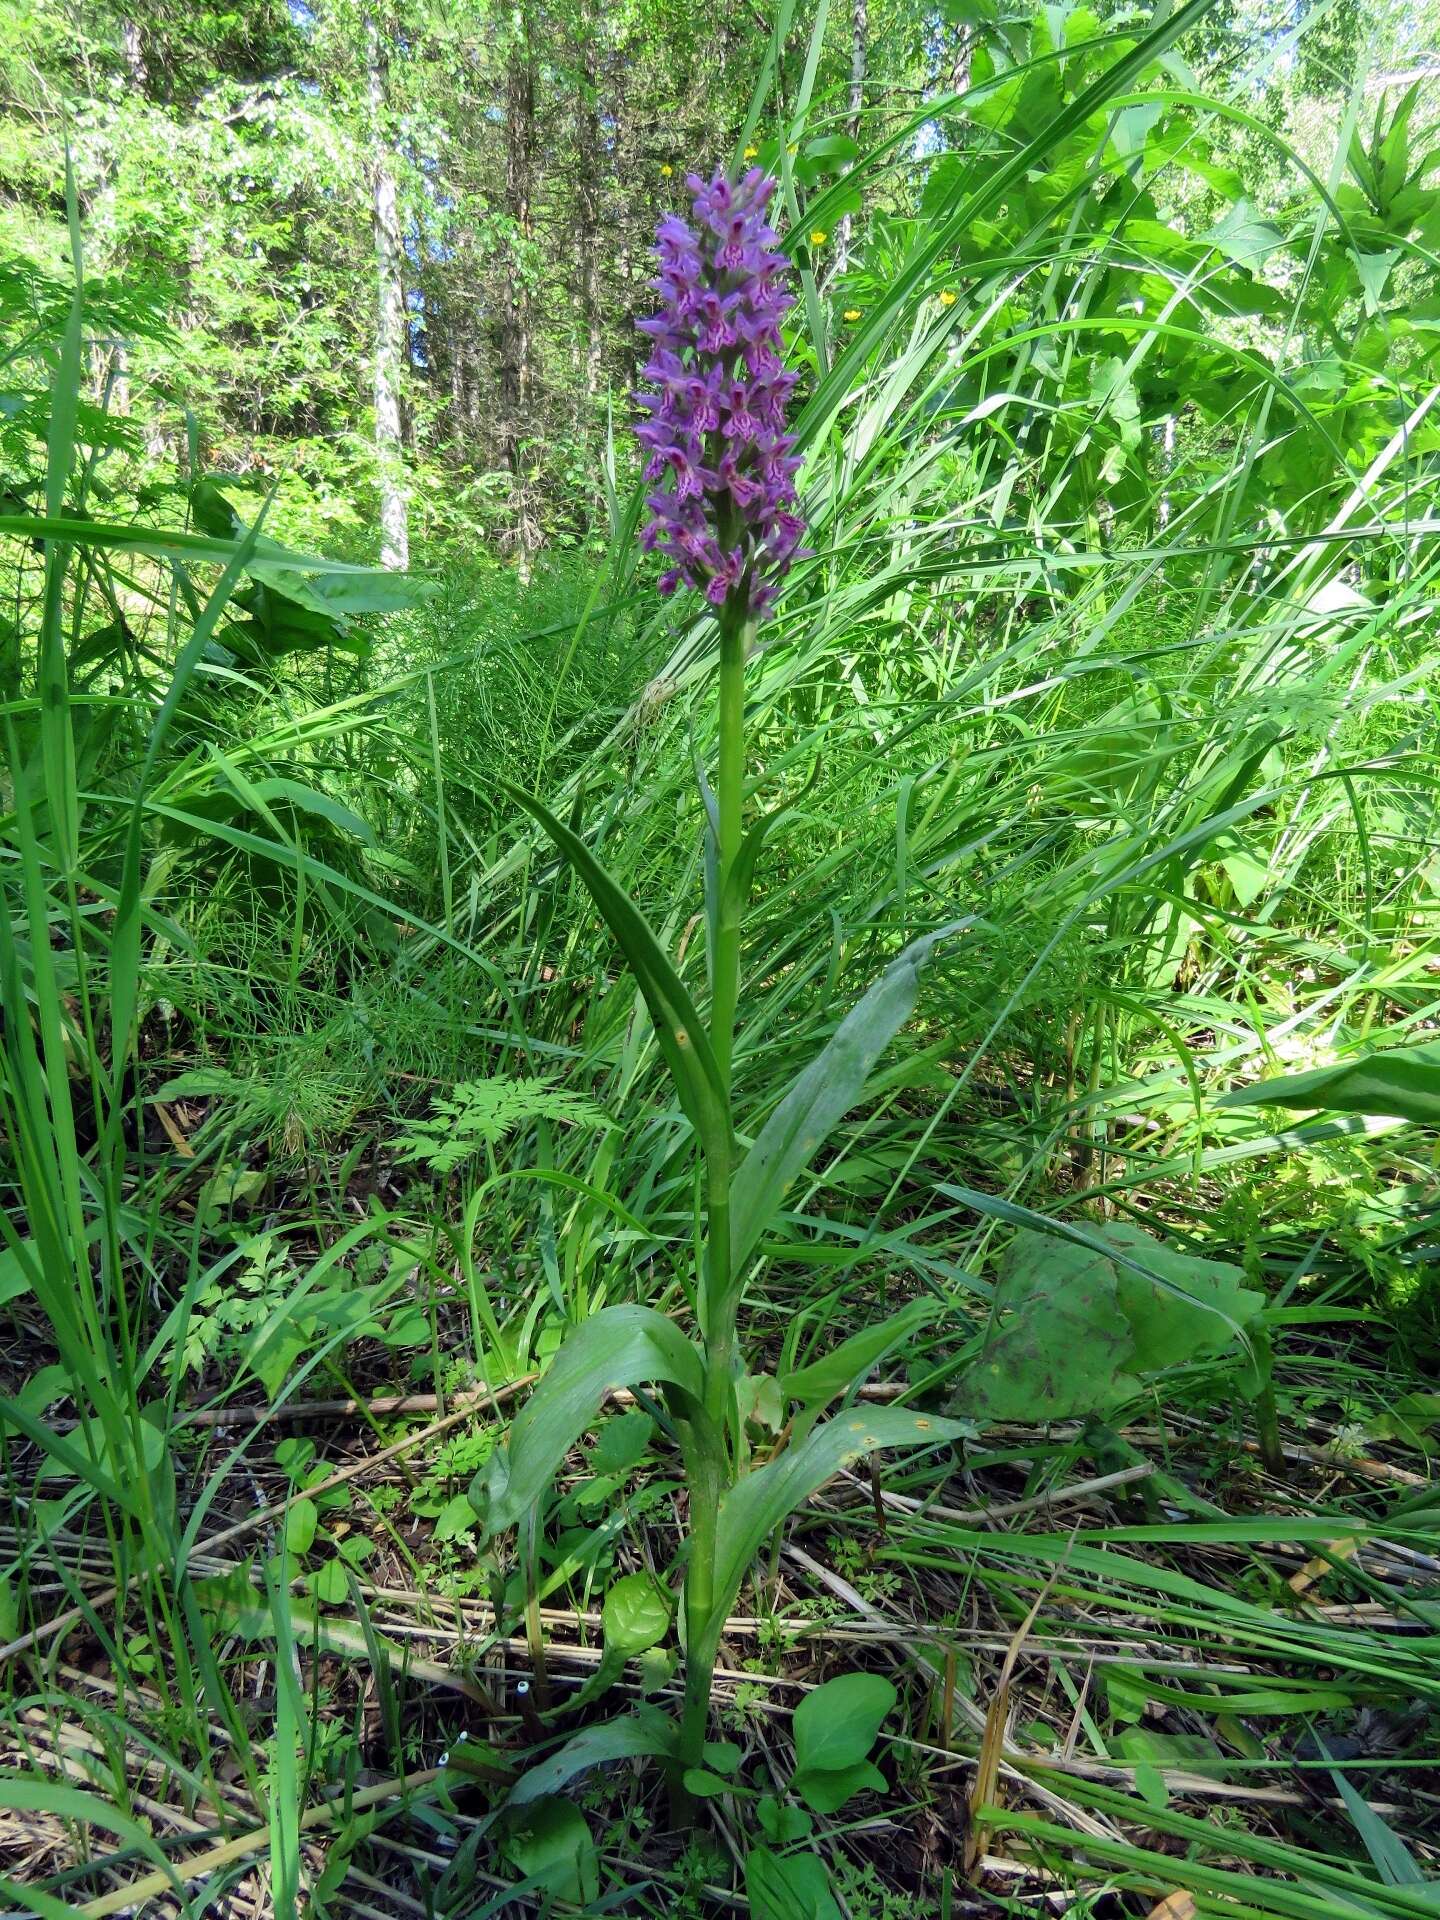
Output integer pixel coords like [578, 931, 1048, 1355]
[634, 166, 805, 617]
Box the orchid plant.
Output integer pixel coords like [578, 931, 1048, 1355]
[470, 164, 962, 1797]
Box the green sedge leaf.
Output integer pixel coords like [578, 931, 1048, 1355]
[730, 927, 956, 1281]
[498, 779, 731, 1155]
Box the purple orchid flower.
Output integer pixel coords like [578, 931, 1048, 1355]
[634, 166, 805, 617]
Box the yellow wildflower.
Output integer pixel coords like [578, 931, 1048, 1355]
[810, 228, 828, 248]
[843, 307, 862, 321]
[743, 144, 759, 160]
[939, 288, 958, 306]
[661, 163, 673, 177]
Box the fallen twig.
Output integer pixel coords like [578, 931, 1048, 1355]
[839, 1461, 1154, 1527]
[75, 1766, 446, 1919]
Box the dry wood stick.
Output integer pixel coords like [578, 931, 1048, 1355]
[839, 1461, 1154, 1526]
[76, 1767, 445, 1919]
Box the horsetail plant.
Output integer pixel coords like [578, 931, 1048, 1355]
[472, 165, 963, 1803]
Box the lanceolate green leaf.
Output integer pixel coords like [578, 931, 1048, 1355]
[0, 512, 433, 585]
[105, 505, 264, 1137]
[0, 1779, 182, 1897]
[746, 1845, 842, 1920]
[503, 1797, 598, 1905]
[247, 558, 434, 615]
[473, 1306, 703, 1534]
[0, 1393, 141, 1517]
[1218, 1041, 1440, 1127]
[37, 166, 84, 876]
[499, 779, 731, 1156]
[142, 801, 508, 990]
[709, 1406, 964, 1624]
[730, 927, 955, 1280]
[507, 1707, 676, 1807]
[780, 1297, 938, 1412]
[1321, 1741, 1433, 1890]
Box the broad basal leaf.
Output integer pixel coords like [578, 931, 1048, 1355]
[1103, 1222, 1261, 1369]
[792, 1673, 896, 1777]
[502, 1798, 597, 1905]
[789, 1672, 895, 1811]
[780, 1298, 937, 1413]
[507, 1707, 675, 1807]
[709, 1406, 963, 1627]
[953, 1232, 1136, 1423]
[746, 1845, 841, 1920]
[471, 1306, 703, 1535]
[791, 1759, 886, 1815]
[947, 1223, 1262, 1424]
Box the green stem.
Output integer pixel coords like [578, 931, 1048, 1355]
[522, 1507, 550, 1710]
[672, 592, 753, 1807]
[676, 1414, 725, 1798]
[710, 604, 751, 1088]
[701, 590, 750, 1398]
[675, 1086, 735, 1799]
[1251, 1326, 1284, 1476]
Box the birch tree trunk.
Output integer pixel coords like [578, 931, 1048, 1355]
[501, 27, 539, 577]
[949, 21, 975, 94]
[832, 0, 868, 276]
[367, 17, 409, 571]
[90, 18, 149, 419]
[577, 34, 604, 420]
